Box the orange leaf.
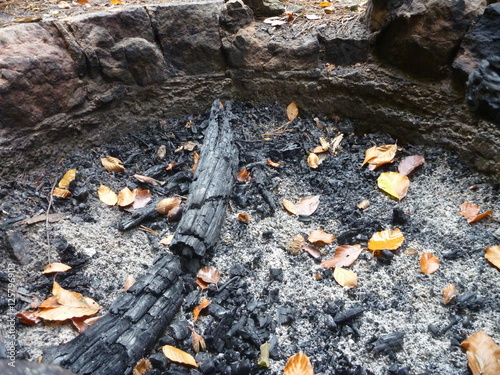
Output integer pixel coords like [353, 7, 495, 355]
[192, 152, 200, 173]
[197, 266, 220, 284]
[77, 0, 88, 4]
[161, 345, 198, 368]
[333, 267, 357, 287]
[58, 168, 76, 188]
[165, 162, 177, 171]
[461, 331, 500, 375]
[237, 169, 251, 182]
[118, 187, 135, 207]
[368, 229, 404, 251]
[16, 311, 41, 325]
[156, 198, 181, 214]
[101, 157, 125, 172]
[283, 353, 314, 375]
[192, 298, 210, 322]
[295, 195, 320, 216]
[267, 159, 282, 167]
[286, 102, 299, 121]
[442, 283, 458, 305]
[110, 0, 122, 4]
[283, 199, 298, 215]
[71, 315, 100, 333]
[485, 246, 500, 269]
[237, 212, 250, 223]
[459, 202, 493, 224]
[53, 187, 72, 198]
[52, 282, 100, 310]
[362, 144, 397, 168]
[307, 153, 319, 169]
[195, 279, 209, 290]
[377, 172, 410, 200]
[42, 263, 72, 274]
[308, 229, 335, 246]
[420, 253, 439, 274]
[98, 185, 118, 206]
[398, 155, 425, 176]
[321, 245, 362, 268]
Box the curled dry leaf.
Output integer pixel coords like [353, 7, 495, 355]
[124, 275, 136, 291]
[303, 244, 322, 259]
[156, 198, 181, 214]
[398, 155, 425, 176]
[195, 279, 209, 290]
[485, 246, 500, 269]
[286, 102, 299, 121]
[132, 188, 152, 209]
[459, 202, 493, 224]
[308, 229, 335, 246]
[461, 331, 500, 375]
[134, 174, 165, 187]
[333, 267, 358, 288]
[368, 229, 404, 251]
[53, 187, 71, 198]
[161, 345, 198, 368]
[267, 159, 282, 167]
[165, 162, 177, 171]
[286, 235, 306, 256]
[71, 315, 100, 334]
[189, 327, 206, 353]
[197, 266, 220, 284]
[284, 352, 314, 375]
[237, 212, 250, 223]
[377, 172, 410, 200]
[237, 169, 251, 182]
[58, 168, 76, 188]
[42, 263, 72, 274]
[159, 234, 174, 247]
[132, 358, 152, 375]
[420, 253, 439, 274]
[118, 187, 135, 207]
[442, 283, 458, 305]
[16, 311, 41, 325]
[307, 153, 319, 169]
[98, 185, 118, 206]
[193, 298, 210, 322]
[101, 156, 125, 172]
[321, 245, 362, 268]
[192, 152, 200, 173]
[362, 144, 397, 168]
[175, 141, 197, 152]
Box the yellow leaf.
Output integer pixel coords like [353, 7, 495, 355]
[101, 157, 125, 172]
[377, 172, 410, 200]
[58, 168, 76, 188]
[42, 263, 72, 274]
[110, 0, 122, 4]
[362, 144, 397, 168]
[333, 267, 357, 287]
[156, 197, 181, 214]
[485, 246, 500, 269]
[37, 306, 100, 321]
[307, 153, 319, 169]
[117, 187, 135, 207]
[368, 228, 404, 251]
[192, 298, 210, 322]
[98, 185, 118, 206]
[461, 331, 500, 375]
[420, 253, 439, 274]
[442, 283, 458, 305]
[286, 102, 299, 121]
[308, 229, 335, 246]
[318, 1, 332, 6]
[162, 345, 198, 368]
[53, 187, 72, 198]
[283, 353, 314, 375]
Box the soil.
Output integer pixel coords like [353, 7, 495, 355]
[0, 100, 499, 375]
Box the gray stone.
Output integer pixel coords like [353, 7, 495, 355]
[221, 0, 254, 33]
[242, 0, 284, 17]
[467, 57, 500, 124]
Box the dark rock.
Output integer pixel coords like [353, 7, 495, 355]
[6, 230, 28, 263]
[277, 305, 295, 325]
[369, 332, 405, 357]
[241, 0, 284, 17]
[149, 351, 169, 371]
[456, 292, 485, 310]
[333, 305, 364, 324]
[392, 207, 407, 226]
[466, 57, 500, 124]
[169, 319, 190, 341]
[269, 268, 283, 281]
[453, 3, 500, 81]
[221, 0, 254, 33]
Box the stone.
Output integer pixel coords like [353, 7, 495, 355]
[453, 3, 500, 81]
[221, 0, 254, 33]
[467, 57, 500, 124]
[242, 0, 284, 17]
[369, 0, 487, 77]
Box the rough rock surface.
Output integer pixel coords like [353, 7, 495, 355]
[241, 0, 284, 17]
[467, 57, 500, 124]
[370, 0, 487, 77]
[453, 3, 500, 81]
[220, 0, 254, 33]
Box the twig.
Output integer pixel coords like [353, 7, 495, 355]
[46, 176, 58, 264]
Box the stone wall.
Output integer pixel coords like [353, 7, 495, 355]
[0, 0, 499, 178]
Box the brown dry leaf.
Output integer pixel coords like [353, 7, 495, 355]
[312, 145, 329, 154]
[161, 345, 198, 368]
[101, 157, 125, 172]
[16, 311, 41, 325]
[286, 235, 306, 255]
[38, 296, 60, 309]
[368, 229, 404, 251]
[307, 153, 319, 169]
[98, 185, 118, 206]
[189, 327, 206, 353]
[295, 195, 320, 216]
[52, 282, 100, 309]
[159, 234, 174, 246]
[443, 283, 458, 305]
[53, 187, 72, 199]
[132, 358, 152, 375]
[283, 352, 314, 375]
[110, 0, 122, 4]
[156, 198, 181, 214]
[71, 316, 101, 334]
[132, 188, 152, 209]
[237, 169, 251, 182]
[118, 187, 135, 207]
[124, 276, 136, 291]
[195, 279, 209, 290]
[58, 168, 76, 188]
[362, 144, 397, 168]
[308, 230, 335, 246]
[485, 246, 500, 269]
[286, 102, 299, 121]
[193, 298, 210, 322]
[333, 267, 358, 287]
[237, 212, 250, 223]
[192, 152, 200, 173]
[42, 263, 72, 274]
[283, 199, 298, 215]
[303, 244, 322, 259]
[321, 245, 363, 268]
[420, 253, 440, 274]
[461, 331, 500, 375]
[37, 304, 100, 321]
[267, 159, 282, 167]
[469, 210, 494, 224]
[165, 162, 177, 171]
[21, 213, 67, 225]
[398, 155, 425, 176]
[377, 172, 410, 200]
[459, 202, 493, 224]
[175, 141, 197, 152]
[197, 266, 220, 284]
[134, 174, 165, 186]
[77, 0, 88, 4]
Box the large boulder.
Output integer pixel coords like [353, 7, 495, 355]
[467, 57, 500, 124]
[368, 0, 487, 77]
[453, 3, 500, 81]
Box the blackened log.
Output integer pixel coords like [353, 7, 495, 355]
[118, 198, 162, 231]
[170, 99, 239, 258]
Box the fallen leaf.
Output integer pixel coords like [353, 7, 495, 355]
[237, 212, 250, 223]
[159, 234, 174, 246]
[307, 153, 319, 169]
[98, 185, 118, 206]
[175, 141, 197, 152]
[134, 174, 165, 186]
[162, 345, 198, 368]
[420, 253, 439, 274]
[295, 195, 320, 216]
[124, 276, 136, 291]
[165, 162, 177, 171]
[13, 16, 43, 22]
[52, 282, 99, 309]
[283, 199, 298, 215]
[195, 279, 209, 290]
[132, 188, 152, 209]
[58, 168, 76, 188]
[485, 246, 500, 269]
[237, 169, 251, 182]
[308, 230, 335, 246]
[132, 358, 152, 375]
[101, 157, 125, 172]
[377, 172, 410, 200]
[118, 187, 135, 207]
[286, 235, 306, 255]
[197, 266, 220, 284]
[192, 152, 200, 173]
[312, 145, 329, 154]
[267, 159, 282, 167]
[286, 102, 299, 121]
[318, 1, 332, 6]
[443, 283, 458, 305]
[16, 311, 41, 325]
[398, 155, 425, 176]
[71, 316, 100, 333]
[324, 5, 335, 13]
[461, 331, 500, 375]
[303, 244, 322, 259]
[321, 245, 363, 268]
[333, 267, 358, 287]
[368, 229, 404, 251]
[357, 199, 370, 210]
[459, 202, 493, 224]
[77, 0, 88, 3]
[52, 187, 72, 198]
[193, 298, 210, 322]
[110, 0, 122, 4]
[189, 327, 206, 353]
[156, 198, 181, 214]
[21, 213, 67, 225]
[284, 353, 314, 375]
[42, 263, 72, 274]
[258, 342, 271, 368]
[362, 144, 397, 168]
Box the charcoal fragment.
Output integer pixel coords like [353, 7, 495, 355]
[277, 305, 295, 325]
[269, 268, 283, 281]
[370, 332, 405, 357]
[333, 306, 364, 324]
